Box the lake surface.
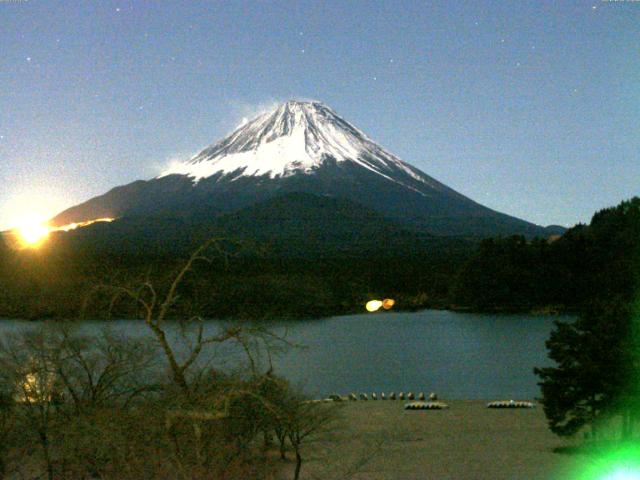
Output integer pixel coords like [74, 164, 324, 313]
[0, 310, 571, 400]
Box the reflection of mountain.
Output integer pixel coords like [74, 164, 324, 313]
[53, 100, 558, 238]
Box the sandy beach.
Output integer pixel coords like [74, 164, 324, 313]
[290, 400, 585, 480]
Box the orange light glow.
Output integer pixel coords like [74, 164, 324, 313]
[10, 217, 115, 249]
[15, 372, 55, 404]
[56, 218, 114, 232]
[382, 298, 395, 310]
[15, 217, 50, 248]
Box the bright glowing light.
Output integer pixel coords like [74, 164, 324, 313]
[382, 298, 395, 310]
[8, 216, 115, 249]
[603, 468, 640, 480]
[14, 371, 55, 403]
[15, 217, 50, 247]
[56, 217, 114, 231]
[366, 300, 383, 312]
[19, 223, 50, 245]
[574, 443, 640, 480]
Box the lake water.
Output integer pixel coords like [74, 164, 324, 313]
[0, 310, 571, 400]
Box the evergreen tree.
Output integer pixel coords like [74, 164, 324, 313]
[534, 300, 638, 438]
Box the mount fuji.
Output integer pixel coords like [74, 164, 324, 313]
[53, 100, 557, 238]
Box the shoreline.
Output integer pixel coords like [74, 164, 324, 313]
[0, 304, 578, 322]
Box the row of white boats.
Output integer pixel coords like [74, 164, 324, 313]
[312, 393, 535, 410]
[333, 392, 437, 401]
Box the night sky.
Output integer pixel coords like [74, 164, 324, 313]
[1, 0, 638, 230]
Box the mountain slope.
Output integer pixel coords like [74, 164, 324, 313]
[48, 192, 447, 258]
[53, 100, 554, 237]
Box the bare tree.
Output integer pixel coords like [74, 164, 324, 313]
[0, 329, 62, 480]
[49, 324, 160, 414]
[86, 239, 248, 395]
[82, 239, 299, 476]
[0, 323, 164, 480]
[274, 392, 338, 480]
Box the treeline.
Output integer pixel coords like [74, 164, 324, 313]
[0, 197, 638, 320]
[533, 198, 640, 442]
[0, 235, 470, 320]
[452, 197, 640, 312]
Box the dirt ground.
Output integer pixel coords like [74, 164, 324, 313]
[286, 400, 587, 480]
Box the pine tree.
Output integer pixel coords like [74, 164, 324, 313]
[535, 300, 639, 439]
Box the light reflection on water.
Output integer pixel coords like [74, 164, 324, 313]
[0, 310, 571, 400]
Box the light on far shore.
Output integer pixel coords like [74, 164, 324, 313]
[366, 298, 395, 313]
[366, 300, 383, 312]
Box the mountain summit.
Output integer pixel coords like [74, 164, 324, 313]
[53, 100, 554, 237]
[160, 100, 444, 195]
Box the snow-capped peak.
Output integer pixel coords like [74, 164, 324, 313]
[160, 100, 434, 190]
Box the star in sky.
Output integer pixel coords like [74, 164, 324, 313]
[2, 0, 635, 230]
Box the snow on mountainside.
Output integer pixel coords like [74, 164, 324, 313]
[160, 100, 439, 194]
